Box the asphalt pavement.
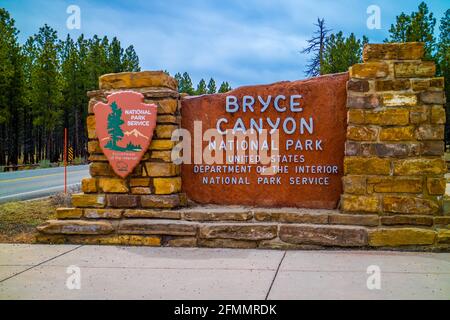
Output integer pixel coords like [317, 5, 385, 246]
[0, 165, 90, 203]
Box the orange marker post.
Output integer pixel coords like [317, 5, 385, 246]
[64, 128, 67, 194]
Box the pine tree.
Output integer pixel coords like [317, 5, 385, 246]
[29, 24, 62, 162]
[321, 32, 367, 74]
[179, 72, 195, 95]
[0, 8, 24, 165]
[436, 9, 450, 146]
[218, 81, 232, 93]
[385, 2, 436, 59]
[301, 18, 330, 77]
[108, 37, 123, 73]
[122, 45, 140, 71]
[196, 78, 207, 95]
[207, 78, 216, 94]
[105, 101, 124, 150]
[174, 73, 183, 93]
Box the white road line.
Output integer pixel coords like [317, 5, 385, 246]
[0, 183, 80, 200]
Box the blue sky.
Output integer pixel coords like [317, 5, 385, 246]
[2, 0, 449, 87]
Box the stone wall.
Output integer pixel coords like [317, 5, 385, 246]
[341, 42, 449, 247]
[36, 43, 450, 250]
[37, 71, 189, 246]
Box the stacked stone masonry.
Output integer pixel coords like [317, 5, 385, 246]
[37, 44, 450, 250]
[342, 42, 449, 248]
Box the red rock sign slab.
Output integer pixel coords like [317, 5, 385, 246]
[94, 91, 157, 178]
[181, 73, 348, 208]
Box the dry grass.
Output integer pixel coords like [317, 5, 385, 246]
[0, 198, 57, 243]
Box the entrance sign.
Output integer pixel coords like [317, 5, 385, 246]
[181, 74, 348, 208]
[94, 91, 157, 178]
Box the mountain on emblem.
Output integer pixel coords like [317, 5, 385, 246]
[124, 128, 149, 139]
[93, 91, 157, 178]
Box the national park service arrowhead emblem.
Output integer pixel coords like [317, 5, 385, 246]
[93, 91, 157, 178]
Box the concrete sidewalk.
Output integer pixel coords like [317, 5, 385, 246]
[0, 244, 449, 299]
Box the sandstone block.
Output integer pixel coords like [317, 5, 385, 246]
[430, 105, 446, 124]
[99, 71, 177, 90]
[342, 175, 366, 195]
[164, 236, 197, 247]
[347, 109, 365, 124]
[106, 194, 138, 208]
[415, 125, 444, 140]
[72, 193, 105, 208]
[129, 178, 152, 187]
[363, 43, 424, 61]
[37, 219, 114, 235]
[394, 61, 436, 78]
[367, 176, 422, 193]
[382, 93, 417, 107]
[347, 126, 378, 141]
[157, 114, 178, 124]
[118, 219, 197, 236]
[368, 228, 436, 246]
[145, 162, 179, 177]
[430, 77, 444, 88]
[81, 178, 97, 193]
[84, 208, 123, 219]
[279, 225, 368, 246]
[198, 239, 257, 249]
[155, 125, 177, 139]
[375, 79, 410, 91]
[344, 157, 390, 175]
[426, 177, 446, 195]
[86, 115, 96, 139]
[437, 230, 450, 244]
[124, 209, 181, 219]
[365, 109, 409, 125]
[328, 214, 379, 226]
[88, 140, 102, 154]
[153, 177, 182, 194]
[98, 178, 129, 193]
[350, 62, 389, 79]
[341, 194, 379, 213]
[372, 143, 419, 158]
[140, 193, 186, 208]
[382, 195, 440, 215]
[199, 224, 277, 240]
[89, 162, 114, 176]
[150, 150, 172, 162]
[409, 105, 429, 124]
[420, 141, 444, 156]
[347, 79, 370, 92]
[253, 209, 328, 224]
[347, 95, 380, 109]
[56, 208, 83, 219]
[149, 139, 175, 150]
[183, 209, 253, 221]
[420, 91, 446, 104]
[345, 141, 360, 156]
[380, 215, 434, 226]
[411, 79, 430, 91]
[131, 187, 152, 194]
[393, 158, 446, 175]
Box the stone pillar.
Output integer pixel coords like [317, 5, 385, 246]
[37, 71, 187, 245]
[342, 42, 449, 247]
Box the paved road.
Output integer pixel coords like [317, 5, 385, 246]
[0, 244, 449, 299]
[0, 165, 90, 203]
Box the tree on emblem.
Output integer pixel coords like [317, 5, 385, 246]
[104, 101, 125, 151]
